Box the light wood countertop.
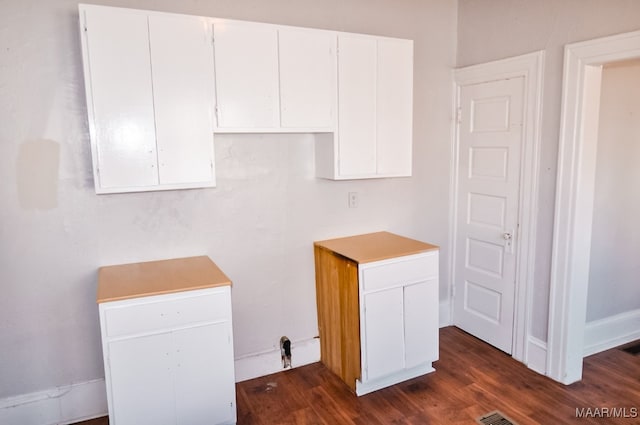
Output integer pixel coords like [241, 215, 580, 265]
[314, 231, 438, 264]
[97, 256, 231, 303]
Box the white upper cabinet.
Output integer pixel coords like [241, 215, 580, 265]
[79, 5, 413, 191]
[213, 23, 336, 132]
[316, 34, 414, 180]
[213, 22, 280, 130]
[279, 29, 336, 130]
[80, 5, 216, 193]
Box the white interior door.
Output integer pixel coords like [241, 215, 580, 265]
[453, 77, 524, 354]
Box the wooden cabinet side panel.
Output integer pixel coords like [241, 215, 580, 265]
[314, 246, 360, 390]
[339, 255, 361, 390]
[314, 246, 342, 377]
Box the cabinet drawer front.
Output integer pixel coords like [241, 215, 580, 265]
[362, 254, 437, 292]
[104, 289, 231, 338]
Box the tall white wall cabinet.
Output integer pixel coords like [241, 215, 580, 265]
[80, 5, 216, 194]
[79, 4, 414, 193]
[314, 232, 439, 395]
[97, 256, 237, 425]
[316, 36, 414, 179]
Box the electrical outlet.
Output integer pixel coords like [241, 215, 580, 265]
[348, 192, 358, 208]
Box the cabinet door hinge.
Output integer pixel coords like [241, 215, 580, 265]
[456, 107, 462, 124]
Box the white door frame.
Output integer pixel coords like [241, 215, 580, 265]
[548, 30, 640, 385]
[450, 51, 545, 370]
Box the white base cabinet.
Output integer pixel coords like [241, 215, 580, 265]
[357, 253, 439, 395]
[99, 286, 236, 425]
[314, 232, 439, 396]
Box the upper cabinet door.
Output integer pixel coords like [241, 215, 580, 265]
[376, 39, 413, 176]
[213, 22, 280, 129]
[337, 35, 377, 177]
[149, 14, 216, 186]
[82, 7, 158, 190]
[279, 29, 336, 129]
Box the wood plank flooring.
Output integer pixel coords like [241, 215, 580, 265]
[76, 327, 640, 424]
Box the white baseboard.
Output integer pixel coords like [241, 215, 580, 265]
[0, 379, 107, 425]
[584, 309, 640, 357]
[526, 336, 547, 375]
[234, 337, 321, 382]
[439, 299, 451, 327]
[0, 338, 321, 424]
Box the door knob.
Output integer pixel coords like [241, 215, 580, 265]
[502, 232, 512, 241]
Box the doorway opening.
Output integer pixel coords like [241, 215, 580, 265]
[548, 30, 640, 385]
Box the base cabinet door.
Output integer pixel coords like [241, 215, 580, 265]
[404, 280, 439, 368]
[363, 288, 405, 381]
[107, 322, 236, 425]
[108, 333, 175, 425]
[174, 323, 236, 425]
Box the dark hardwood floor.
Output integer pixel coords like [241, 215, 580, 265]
[77, 327, 640, 424]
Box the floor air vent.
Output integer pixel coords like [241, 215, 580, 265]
[477, 411, 518, 425]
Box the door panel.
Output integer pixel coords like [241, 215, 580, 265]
[174, 323, 235, 425]
[149, 13, 215, 186]
[213, 22, 279, 128]
[376, 38, 413, 175]
[83, 8, 158, 189]
[404, 280, 438, 368]
[337, 35, 377, 176]
[279, 29, 335, 129]
[454, 77, 524, 354]
[108, 333, 175, 425]
[363, 288, 404, 380]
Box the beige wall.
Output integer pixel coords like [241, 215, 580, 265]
[457, 0, 640, 341]
[0, 0, 456, 398]
[587, 60, 640, 322]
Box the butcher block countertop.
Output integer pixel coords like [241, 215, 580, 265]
[314, 231, 438, 264]
[97, 256, 231, 303]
